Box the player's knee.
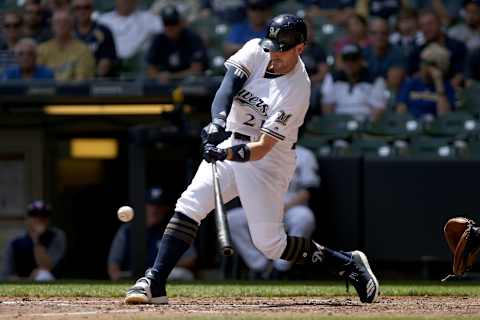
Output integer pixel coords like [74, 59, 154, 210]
[250, 223, 285, 259]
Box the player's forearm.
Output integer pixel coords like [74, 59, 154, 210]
[211, 66, 246, 122]
[225, 134, 277, 161]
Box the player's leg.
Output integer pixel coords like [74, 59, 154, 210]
[273, 205, 316, 272]
[125, 159, 238, 304]
[228, 206, 270, 274]
[234, 162, 379, 303]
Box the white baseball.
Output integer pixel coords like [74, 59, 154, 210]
[117, 206, 134, 222]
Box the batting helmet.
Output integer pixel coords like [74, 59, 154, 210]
[260, 14, 307, 52]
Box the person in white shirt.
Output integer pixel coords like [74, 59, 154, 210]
[98, 0, 163, 60]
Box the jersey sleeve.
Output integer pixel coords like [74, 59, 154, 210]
[260, 84, 310, 142]
[224, 38, 263, 79]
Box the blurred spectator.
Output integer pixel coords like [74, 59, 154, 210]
[333, 13, 371, 56]
[302, 16, 329, 112]
[356, 0, 401, 20]
[463, 47, 480, 112]
[364, 17, 406, 106]
[397, 43, 455, 118]
[146, 5, 208, 83]
[408, 0, 462, 26]
[409, 10, 467, 87]
[448, 0, 480, 52]
[73, 0, 118, 78]
[1, 200, 66, 282]
[304, 0, 355, 26]
[322, 44, 387, 121]
[364, 17, 406, 80]
[390, 9, 424, 58]
[22, 1, 52, 43]
[224, 0, 272, 57]
[200, 0, 246, 24]
[98, 0, 163, 60]
[44, 0, 71, 11]
[37, 10, 95, 81]
[108, 187, 196, 281]
[0, 11, 23, 51]
[150, 0, 202, 23]
[0, 11, 23, 71]
[1, 38, 54, 80]
[228, 145, 319, 280]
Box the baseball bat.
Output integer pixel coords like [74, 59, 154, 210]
[212, 161, 235, 256]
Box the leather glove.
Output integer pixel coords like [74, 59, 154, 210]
[200, 119, 231, 146]
[203, 144, 227, 163]
[444, 217, 480, 276]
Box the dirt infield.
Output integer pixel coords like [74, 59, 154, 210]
[1, 296, 480, 319]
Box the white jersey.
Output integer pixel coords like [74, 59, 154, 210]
[224, 39, 311, 147]
[285, 145, 320, 202]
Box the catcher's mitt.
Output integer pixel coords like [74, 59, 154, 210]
[444, 217, 480, 276]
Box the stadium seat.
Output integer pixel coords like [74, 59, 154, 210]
[364, 112, 421, 140]
[423, 111, 478, 139]
[408, 136, 456, 158]
[305, 114, 363, 141]
[462, 81, 480, 117]
[348, 138, 393, 157]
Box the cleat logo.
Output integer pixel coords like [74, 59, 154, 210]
[366, 279, 376, 297]
[311, 251, 323, 263]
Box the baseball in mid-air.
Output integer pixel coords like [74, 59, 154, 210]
[117, 206, 134, 222]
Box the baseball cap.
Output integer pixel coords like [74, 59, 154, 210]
[161, 5, 181, 26]
[146, 187, 169, 205]
[341, 44, 363, 61]
[27, 200, 51, 217]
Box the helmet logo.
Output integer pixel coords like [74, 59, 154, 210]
[269, 26, 280, 38]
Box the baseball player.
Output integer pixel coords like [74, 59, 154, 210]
[228, 145, 319, 278]
[125, 14, 379, 305]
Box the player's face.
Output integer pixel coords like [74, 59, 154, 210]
[269, 43, 304, 74]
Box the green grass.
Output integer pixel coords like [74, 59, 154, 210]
[0, 280, 480, 298]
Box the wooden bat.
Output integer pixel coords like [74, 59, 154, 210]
[212, 162, 235, 256]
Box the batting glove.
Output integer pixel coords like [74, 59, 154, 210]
[200, 119, 231, 146]
[203, 144, 227, 163]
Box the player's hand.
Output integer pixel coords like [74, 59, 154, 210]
[201, 119, 231, 146]
[203, 144, 227, 163]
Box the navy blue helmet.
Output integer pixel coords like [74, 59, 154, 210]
[260, 14, 307, 52]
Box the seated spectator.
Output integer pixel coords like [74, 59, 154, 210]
[98, 0, 163, 61]
[409, 10, 467, 87]
[228, 145, 319, 280]
[1, 38, 54, 80]
[1, 201, 66, 282]
[364, 17, 406, 81]
[408, 0, 462, 26]
[302, 15, 329, 112]
[108, 187, 197, 281]
[224, 0, 272, 57]
[73, 0, 118, 78]
[333, 13, 371, 56]
[200, 0, 246, 24]
[38, 10, 95, 81]
[0, 11, 23, 71]
[150, 0, 202, 24]
[397, 43, 456, 119]
[448, 0, 480, 52]
[22, 1, 52, 43]
[322, 44, 387, 121]
[390, 9, 424, 59]
[146, 5, 208, 83]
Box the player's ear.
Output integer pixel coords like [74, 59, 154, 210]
[296, 43, 305, 55]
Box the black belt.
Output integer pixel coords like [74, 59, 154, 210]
[233, 132, 296, 149]
[233, 132, 251, 141]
